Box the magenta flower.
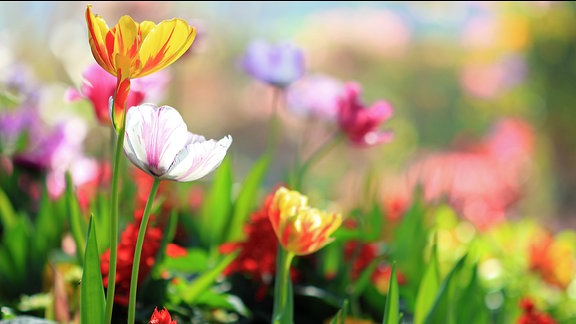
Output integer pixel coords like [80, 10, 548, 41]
[123, 103, 232, 182]
[286, 74, 343, 121]
[66, 63, 169, 125]
[242, 40, 305, 88]
[337, 82, 394, 147]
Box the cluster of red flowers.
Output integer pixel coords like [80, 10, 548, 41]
[100, 217, 163, 306]
[219, 192, 281, 299]
[517, 298, 556, 324]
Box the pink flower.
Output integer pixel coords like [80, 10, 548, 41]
[66, 63, 169, 125]
[337, 82, 394, 147]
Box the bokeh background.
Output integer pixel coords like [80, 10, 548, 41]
[1, 1, 576, 230]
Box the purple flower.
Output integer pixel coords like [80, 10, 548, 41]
[123, 103, 232, 182]
[66, 63, 169, 125]
[242, 40, 305, 88]
[337, 82, 394, 147]
[286, 74, 343, 121]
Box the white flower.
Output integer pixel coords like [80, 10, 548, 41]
[123, 103, 232, 182]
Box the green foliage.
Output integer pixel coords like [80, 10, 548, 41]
[80, 216, 105, 324]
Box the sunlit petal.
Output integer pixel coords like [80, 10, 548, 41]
[123, 104, 188, 177]
[164, 135, 232, 181]
[137, 19, 196, 77]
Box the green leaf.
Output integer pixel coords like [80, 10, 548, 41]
[198, 155, 233, 247]
[180, 252, 237, 303]
[226, 152, 270, 242]
[155, 248, 209, 275]
[388, 195, 430, 309]
[80, 215, 105, 324]
[456, 263, 490, 324]
[382, 262, 399, 324]
[329, 299, 349, 324]
[65, 172, 86, 263]
[195, 290, 251, 317]
[0, 186, 17, 228]
[414, 234, 440, 324]
[424, 254, 468, 324]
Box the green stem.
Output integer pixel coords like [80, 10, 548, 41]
[104, 124, 125, 324]
[272, 246, 295, 324]
[293, 132, 345, 190]
[266, 87, 283, 156]
[127, 178, 161, 324]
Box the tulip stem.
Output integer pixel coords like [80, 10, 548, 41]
[272, 246, 295, 324]
[293, 132, 345, 190]
[266, 87, 283, 156]
[104, 123, 125, 324]
[127, 178, 161, 324]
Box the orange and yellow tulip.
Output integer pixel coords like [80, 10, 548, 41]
[85, 5, 196, 127]
[268, 187, 342, 255]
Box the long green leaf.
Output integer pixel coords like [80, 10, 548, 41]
[65, 172, 86, 263]
[226, 153, 270, 242]
[382, 262, 399, 324]
[80, 215, 105, 324]
[424, 254, 468, 324]
[0, 186, 16, 228]
[199, 156, 233, 247]
[414, 234, 440, 324]
[329, 299, 349, 324]
[181, 252, 237, 303]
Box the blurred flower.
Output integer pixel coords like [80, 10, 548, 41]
[460, 55, 527, 99]
[337, 82, 394, 147]
[343, 241, 377, 280]
[101, 218, 163, 306]
[122, 103, 232, 182]
[268, 187, 342, 256]
[285, 74, 343, 121]
[528, 231, 575, 290]
[148, 307, 176, 324]
[66, 63, 169, 125]
[85, 5, 195, 126]
[517, 297, 556, 324]
[242, 40, 305, 88]
[372, 263, 408, 295]
[382, 118, 534, 230]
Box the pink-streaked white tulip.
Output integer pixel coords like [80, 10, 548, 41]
[122, 103, 232, 182]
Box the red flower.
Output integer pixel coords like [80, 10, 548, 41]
[343, 241, 378, 280]
[528, 232, 574, 289]
[100, 216, 163, 306]
[149, 307, 176, 324]
[517, 297, 556, 324]
[337, 82, 394, 147]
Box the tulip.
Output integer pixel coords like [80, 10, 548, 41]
[123, 103, 232, 182]
[242, 40, 305, 88]
[148, 307, 176, 324]
[268, 187, 342, 256]
[85, 5, 195, 127]
[337, 82, 394, 147]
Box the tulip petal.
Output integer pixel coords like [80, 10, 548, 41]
[164, 135, 232, 182]
[113, 15, 140, 64]
[123, 104, 189, 177]
[86, 6, 115, 75]
[137, 19, 196, 77]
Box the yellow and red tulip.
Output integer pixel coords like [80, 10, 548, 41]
[268, 187, 342, 255]
[85, 5, 196, 128]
